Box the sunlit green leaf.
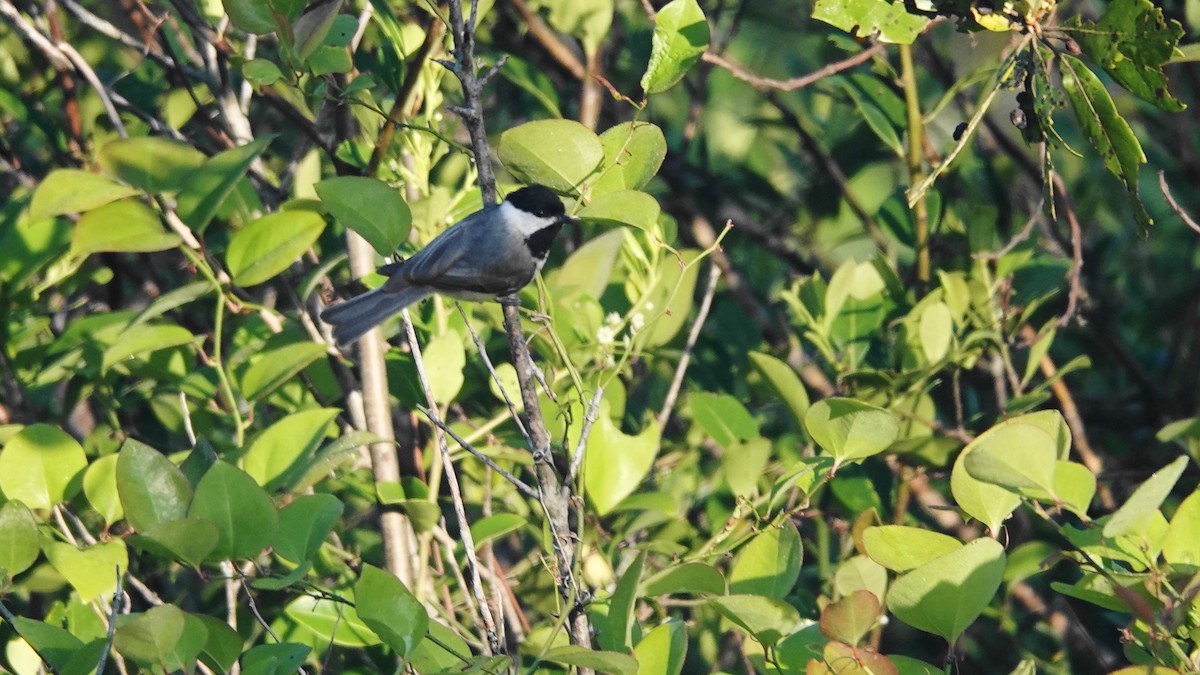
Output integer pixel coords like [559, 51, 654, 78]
[498, 120, 604, 192]
[641, 0, 709, 94]
[226, 210, 326, 286]
[0, 424, 87, 510]
[315, 176, 412, 256]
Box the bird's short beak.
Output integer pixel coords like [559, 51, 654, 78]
[562, 215, 580, 225]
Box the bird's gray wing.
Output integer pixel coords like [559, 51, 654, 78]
[394, 210, 486, 285]
[396, 208, 529, 295]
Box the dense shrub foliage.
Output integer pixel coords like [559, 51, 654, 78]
[0, 0, 1198, 673]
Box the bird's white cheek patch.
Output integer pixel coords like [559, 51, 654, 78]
[501, 201, 557, 236]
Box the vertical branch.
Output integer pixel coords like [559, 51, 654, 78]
[345, 233, 418, 587]
[900, 44, 929, 286]
[441, 0, 593, 651]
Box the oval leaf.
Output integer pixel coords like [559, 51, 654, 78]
[0, 424, 87, 510]
[315, 176, 412, 256]
[355, 564, 426, 656]
[71, 200, 180, 256]
[0, 500, 40, 577]
[641, 0, 709, 94]
[498, 119, 604, 192]
[887, 538, 1005, 643]
[728, 519, 803, 598]
[116, 438, 193, 532]
[226, 210, 326, 286]
[804, 398, 899, 465]
[188, 462, 279, 561]
[28, 169, 140, 223]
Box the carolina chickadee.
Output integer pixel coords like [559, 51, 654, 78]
[321, 184, 575, 345]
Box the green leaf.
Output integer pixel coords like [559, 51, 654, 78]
[1069, 0, 1186, 112]
[115, 605, 206, 672]
[242, 341, 327, 401]
[500, 56, 562, 117]
[222, 0, 276, 33]
[690, 392, 759, 448]
[812, 0, 930, 44]
[243, 58, 284, 85]
[728, 520, 803, 598]
[1059, 54, 1152, 231]
[1163, 489, 1200, 565]
[0, 500, 40, 577]
[600, 550, 646, 651]
[723, 437, 772, 497]
[293, 1, 344, 61]
[584, 411, 661, 515]
[0, 424, 87, 510]
[1021, 460, 1096, 518]
[554, 228, 625, 299]
[315, 176, 412, 256]
[498, 119, 604, 192]
[1103, 455, 1189, 537]
[423, 330, 466, 405]
[226, 210, 326, 286]
[543, 646, 639, 675]
[834, 555, 889, 603]
[98, 137, 206, 193]
[28, 169, 140, 222]
[128, 518, 219, 568]
[748, 352, 810, 427]
[634, 619, 687, 675]
[862, 525, 962, 572]
[241, 643, 312, 674]
[44, 540, 128, 603]
[887, 538, 1005, 643]
[918, 301, 953, 362]
[594, 122, 668, 194]
[176, 136, 273, 233]
[468, 513, 526, 549]
[188, 462, 279, 561]
[9, 618, 82, 670]
[283, 595, 380, 647]
[70, 200, 180, 256]
[274, 493, 343, 563]
[962, 418, 1058, 493]
[355, 564, 426, 656]
[578, 190, 662, 232]
[83, 454, 123, 525]
[641, 0, 709, 94]
[641, 562, 725, 597]
[101, 323, 198, 372]
[804, 398, 899, 466]
[242, 408, 339, 491]
[710, 595, 803, 646]
[116, 438, 193, 532]
[818, 589, 880, 646]
[194, 615, 243, 673]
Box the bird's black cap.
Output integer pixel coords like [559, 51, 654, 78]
[505, 184, 567, 219]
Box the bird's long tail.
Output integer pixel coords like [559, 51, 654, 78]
[320, 285, 430, 346]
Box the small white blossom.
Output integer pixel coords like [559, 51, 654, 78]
[630, 312, 645, 333]
[596, 326, 615, 346]
[644, 301, 655, 311]
[605, 312, 621, 327]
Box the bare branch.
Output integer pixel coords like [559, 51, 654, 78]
[416, 403, 539, 499]
[658, 262, 722, 427]
[702, 43, 884, 92]
[1159, 170, 1200, 235]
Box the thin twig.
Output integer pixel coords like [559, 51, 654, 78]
[1159, 170, 1200, 235]
[416, 403, 538, 499]
[658, 263, 722, 427]
[702, 43, 884, 92]
[95, 567, 125, 675]
[568, 387, 605, 483]
[456, 303, 532, 445]
[403, 311, 503, 656]
[1050, 173, 1086, 327]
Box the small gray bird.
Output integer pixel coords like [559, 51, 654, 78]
[321, 184, 575, 345]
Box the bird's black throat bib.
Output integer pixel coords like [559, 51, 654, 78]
[525, 221, 563, 260]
